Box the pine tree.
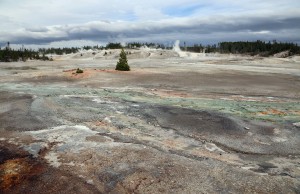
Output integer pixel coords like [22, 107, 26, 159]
[115, 48, 130, 71]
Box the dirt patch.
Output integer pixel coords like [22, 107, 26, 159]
[0, 143, 44, 192]
[258, 108, 287, 116]
[97, 69, 148, 75]
[64, 69, 95, 79]
[63, 68, 139, 80]
[0, 158, 44, 191]
[0, 142, 99, 194]
[93, 121, 109, 127]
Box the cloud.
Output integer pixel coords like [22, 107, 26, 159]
[0, 0, 299, 46]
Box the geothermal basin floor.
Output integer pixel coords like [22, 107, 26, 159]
[0, 51, 300, 193]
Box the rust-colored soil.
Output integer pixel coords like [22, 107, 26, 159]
[64, 69, 95, 79]
[0, 158, 44, 191]
[258, 109, 287, 116]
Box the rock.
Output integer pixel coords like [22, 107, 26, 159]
[293, 122, 300, 128]
[280, 172, 293, 177]
[244, 127, 250, 130]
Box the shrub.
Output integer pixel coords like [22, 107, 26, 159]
[115, 49, 130, 71]
[76, 68, 83, 73]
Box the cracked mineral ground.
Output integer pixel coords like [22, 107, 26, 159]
[0, 49, 300, 193]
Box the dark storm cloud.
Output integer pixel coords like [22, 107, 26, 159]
[1, 0, 300, 46]
[1, 14, 300, 45]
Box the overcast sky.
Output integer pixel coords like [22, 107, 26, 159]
[1, 0, 300, 48]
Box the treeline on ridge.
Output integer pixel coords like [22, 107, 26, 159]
[186, 40, 300, 56]
[1, 40, 299, 62]
[0, 47, 50, 62]
[218, 40, 300, 56]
